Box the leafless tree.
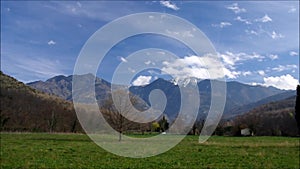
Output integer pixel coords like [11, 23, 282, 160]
[102, 90, 140, 141]
[48, 111, 57, 133]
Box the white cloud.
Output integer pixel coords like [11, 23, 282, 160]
[160, 1, 179, 11]
[182, 31, 194, 37]
[128, 67, 136, 73]
[161, 55, 227, 80]
[246, 27, 283, 39]
[220, 22, 232, 28]
[257, 70, 265, 76]
[144, 60, 151, 65]
[120, 57, 128, 63]
[245, 29, 258, 35]
[192, 52, 267, 80]
[14, 57, 66, 79]
[77, 2, 82, 8]
[45, 1, 136, 22]
[223, 68, 240, 79]
[235, 16, 251, 24]
[147, 70, 160, 75]
[288, 6, 296, 13]
[212, 22, 232, 28]
[289, 51, 298, 56]
[249, 27, 284, 40]
[255, 14, 272, 23]
[262, 74, 298, 90]
[71, 7, 77, 13]
[272, 64, 297, 72]
[132, 76, 152, 86]
[157, 51, 166, 55]
[270, 31, 284, 39]
[47, 40, 56, 45]
[268, 54, 279, 60]
[250, 82, 260, 86]
[219, 51, 265, 67]
[242, 71, 252, 76]
[165, 29, 194, 38]
[226, 3, 246, 14]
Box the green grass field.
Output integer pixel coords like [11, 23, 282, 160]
[1, 133, 299, 169]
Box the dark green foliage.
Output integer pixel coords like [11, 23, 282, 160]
[158, 115, 169, 132]
[151, 122, 160, 132]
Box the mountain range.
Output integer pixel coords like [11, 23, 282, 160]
[27, 74, 112, 103]
[27, 74, 296, 122]
[225, 90, 296, 119]
[1, 71, 297, 134]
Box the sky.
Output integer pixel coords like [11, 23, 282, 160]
[1, 1, 299, 90]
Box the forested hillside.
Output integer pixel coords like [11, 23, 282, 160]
[0, 72, 152, 134]
[0, 71, 82, 132]
[229, 96, 298, 136]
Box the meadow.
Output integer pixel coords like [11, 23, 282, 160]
[1, 133, 299, 169]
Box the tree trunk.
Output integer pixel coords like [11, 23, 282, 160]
[48, 111, 56, 133]
[119, 131, 122, 142]
[71, 119, 77, 133]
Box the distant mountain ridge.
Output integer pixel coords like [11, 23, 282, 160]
[27, 75, 291, 121]
[225, 90, 296, 119]
[130, 78, 286, 121]
[27, 74, 112, 102]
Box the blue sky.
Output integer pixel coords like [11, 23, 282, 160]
[1, 1, 299, 90]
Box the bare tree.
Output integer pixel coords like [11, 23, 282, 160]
[48, 110, 57, 133]
[102, 90, 140, 141]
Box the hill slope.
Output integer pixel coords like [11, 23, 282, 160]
[0, 71, 82, 132]
[225, 90, 296, 119]
[231, 96, 297, 136]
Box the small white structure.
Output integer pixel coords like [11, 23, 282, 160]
[241, 128, 251, 136]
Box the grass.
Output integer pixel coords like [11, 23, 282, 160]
[1, 133, 299, 169]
